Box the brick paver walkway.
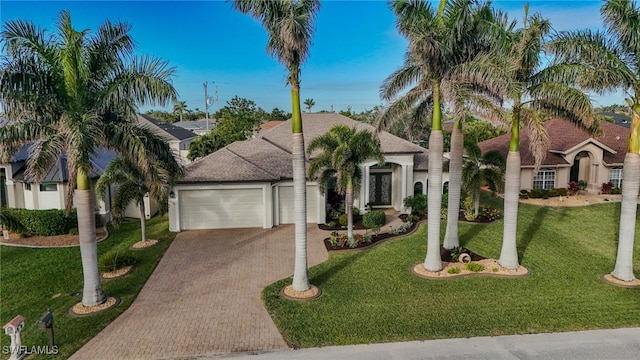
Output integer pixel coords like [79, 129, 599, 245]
[71, 224, 329, 359]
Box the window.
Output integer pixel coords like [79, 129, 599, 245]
[24, 183, 31, 191]
[533, 169, 555, 190]
[609, 168, 623, 188]
[39, 183, 57, 192]
[413, 181, 424, 195]
[443, 181, 449, 194]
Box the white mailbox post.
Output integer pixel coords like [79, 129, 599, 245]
[3, 315, 25, 360]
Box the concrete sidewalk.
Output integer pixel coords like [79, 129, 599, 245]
[214, 327, 640, 360]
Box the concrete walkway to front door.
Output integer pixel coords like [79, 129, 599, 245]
[70, 224, 329, 360]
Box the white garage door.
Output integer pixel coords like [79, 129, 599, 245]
[279, 185, 318, 224]
[179, 189, 263, 229]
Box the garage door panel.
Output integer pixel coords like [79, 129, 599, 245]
[180, 189, 263, 229]
[279, 185, 317, 224]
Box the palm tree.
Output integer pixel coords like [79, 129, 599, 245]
[380, 0, 496, 271]
[96, 156, 182, 244]
[465, 5, 596, 269]
[0, 11, 177, 306]
[547, 0, 640, 281]
[173, 101, 188, 122]
[307, 125, 385, 240]
[233, 0, 320, 293]
[461, 143, 505, 216]
[304, 98, 315, 112]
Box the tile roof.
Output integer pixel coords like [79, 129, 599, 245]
[137, 114, 198, 141]
[179, 112, 430, 183]
[478, 119, 630, 167]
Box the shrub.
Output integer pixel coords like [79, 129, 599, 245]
[464, 262, 485, 272]
[550, 188, 568, 197]
[98, 250, 137, 273]
[338, 213, 349, 227]
[2, 208, 77, 236]
[567, 182, 580, 195]
[326, 221, 336, 228]
[519, 190, 530, 199]
[463, 197, 476, 221]
[403, 194, 427, 215]
[482, 206, 501, 221]
[352, 207, 360, 216]
[611, 187, 622, 194]
[601, 182, 614, 194]
[363, 233, 372, 244]
[68, 227, 79, 235]
[389, 221, 413, 234]
[448, 267, 461, 274]
[578, 179, 588, 190]
[363, 210, 386, 229]
[529, 189, 546, 198]
[328, 231, 340, 246]
[441, 192, 449, 209]
[440, 208, 448, 220]
[450, 246, 466, 262]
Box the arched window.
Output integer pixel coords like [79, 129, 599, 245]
[414, 181, 424, 195]
[443, 181, 449, 194]
[533, 168, 555, 190]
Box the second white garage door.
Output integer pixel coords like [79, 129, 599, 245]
[179, 188, 264, 229]
[278, 185, 318, 224]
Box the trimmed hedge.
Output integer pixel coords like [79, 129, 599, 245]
[2, 208, 77, 236]
[363, 210, 386, 229]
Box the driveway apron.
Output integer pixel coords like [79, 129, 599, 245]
[71, 224, 328, 359]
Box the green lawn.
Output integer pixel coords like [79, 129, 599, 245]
[263, 198, 640, 348]
[0, 215, 176, 359]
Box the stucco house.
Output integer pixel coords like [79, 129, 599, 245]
[0, 114, 188, 220]
[168, 113, 448, 231]
[478, 119, 629, 192]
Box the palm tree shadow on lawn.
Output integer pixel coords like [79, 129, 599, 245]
[311, 251, 368, 288]
[517, 206, 554, 262]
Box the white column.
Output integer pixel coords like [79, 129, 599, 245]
[364, 165, 370, 208]
[401, 165, 408, 207]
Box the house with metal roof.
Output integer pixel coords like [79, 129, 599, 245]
[168, 113, 446, 231]
[478, 119, 630, 192]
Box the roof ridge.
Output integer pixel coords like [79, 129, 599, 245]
[226, 138, 284, 179]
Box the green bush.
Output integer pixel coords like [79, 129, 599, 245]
[403, 194, 427, 215]
[353, 207, 360, 216]
[611, 187, 622, 195]
[519, 190, 530, 199]
[464, 262, 485, 272]
[338, 213, 349, 227]
[98, 250, 137, 273]
[448, 267, 461, 274]
[363, 210, 386, 229]
[2, 208, 77, 236]
[481, 206, 501, 221]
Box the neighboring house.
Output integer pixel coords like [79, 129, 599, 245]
[257, 120, 284, 135]
[173, 118, 216, 136]
[137, 114, 198, 164]
[600, 111, 631, 128]
[0, 144, 117, 221]
[478, 119, 629, 192]
[0, 114, 186, 221]
[169, 113, 449, 231]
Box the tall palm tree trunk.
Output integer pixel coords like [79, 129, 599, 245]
[611, 151, 640, 281]
[346, 179, 354, 240]
[499, 151, 521, 269]
[77, 172, 106, 306]
[139, 198, 147, 242]
[444, 126, 463, 249]
[291, 81, 310, 292]
[424, 130, 444, 271]
[474, 190, 480, 216]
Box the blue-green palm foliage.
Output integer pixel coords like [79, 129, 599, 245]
[307, 125, 385, 239]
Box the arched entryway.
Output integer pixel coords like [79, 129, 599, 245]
[570, 151, 591, 184]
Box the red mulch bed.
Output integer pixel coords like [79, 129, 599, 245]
[399, 212, 495, 224]
[440, 246, 486, 262]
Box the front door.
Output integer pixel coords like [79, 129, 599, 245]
[369, 173, 392, 206]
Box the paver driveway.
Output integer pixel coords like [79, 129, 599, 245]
[71, 224, 328, 360]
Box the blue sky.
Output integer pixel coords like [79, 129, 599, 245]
[0, 0, 624, 114]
